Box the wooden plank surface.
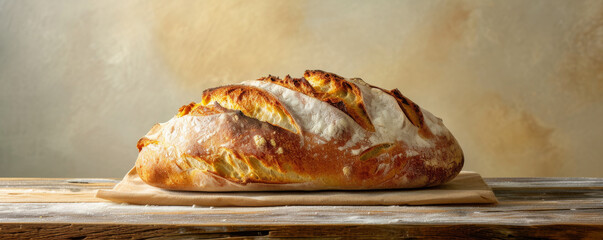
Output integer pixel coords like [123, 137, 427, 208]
[0, 177, 602, 239]
[0, 178, 118, 203]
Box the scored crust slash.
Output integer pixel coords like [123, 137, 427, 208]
[135, 70, 464, 191]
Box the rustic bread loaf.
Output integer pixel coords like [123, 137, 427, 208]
[135, 70, 464, 191]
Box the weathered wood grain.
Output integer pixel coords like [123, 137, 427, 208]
[0, 178, 118, 189]
[0, 177, 602, 238]
[0, 178, 118, 203]
[1, 223, 602, 239]
[1, 202, 602, 225]
[485, 177, 603, 189]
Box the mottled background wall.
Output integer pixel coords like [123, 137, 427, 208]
[1, 0, 601, 177]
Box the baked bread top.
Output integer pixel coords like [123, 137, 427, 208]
[135, 70, 464, 191]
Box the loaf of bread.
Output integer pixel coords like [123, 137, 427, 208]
[135, 70, 464, 191]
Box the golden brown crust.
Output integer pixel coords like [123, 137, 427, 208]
[200, 85, 300, 134]
[135, 70, 464, 191]
[382, 88, 433, 138]
[258, 70, 375, 132]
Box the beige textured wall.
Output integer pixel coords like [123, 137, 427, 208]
[1, 0, 601, 177]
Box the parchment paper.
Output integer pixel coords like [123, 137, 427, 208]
[96, 168, 497, 206]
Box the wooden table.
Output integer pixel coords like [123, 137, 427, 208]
[0, 177, 601, 239]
